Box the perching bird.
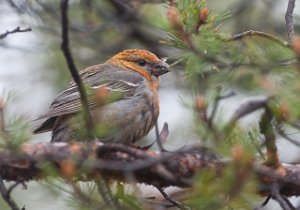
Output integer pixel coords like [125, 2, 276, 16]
[33, 49, 170, 144]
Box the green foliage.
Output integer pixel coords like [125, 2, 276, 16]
[0, 98, 31, 149]
[161, 0, 300, 209]
[163, 0, 296, 95]
[188, 163, 259, 210]
[6, 117, 31, 143]
[115, 183, 144, 210]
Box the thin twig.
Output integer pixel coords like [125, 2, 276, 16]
[60, 0, 93, 137]
[230, 98, 268, 124]
[261, 196, 271, 207]
[217, 90, 236, 100]
[155, 122, 165, 152]
[145, 122, 169, 150]
[60, 1, 114, 207]
[285, 0, 296, 42]
[158, 122, 169, 143]
[156, 186, 189, 210]
[207, 89, 221, 128]
[282, 196, 296, 210]
[224, 30, 291, 48]
[0, 175, 21, 210]
[276, 124, 300, 147]
[270, 183, 295, 210]
[155, 122, 169, 152]
[290, 122, 300, 131]
[0, 27, 32, 40]
[0, 99, 5, 133]
[6, 182, 21, 196]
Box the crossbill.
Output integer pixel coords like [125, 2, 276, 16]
[34, 49, 170, 144]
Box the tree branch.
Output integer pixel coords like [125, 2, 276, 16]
[0, 27, 32, 40]
[0, 142, 220, 187]
[0, 175, 21, 210]
[0, 99, 5, 133]
[275, 124, 300, 147]
[285, 0, 296, 42]
[0, 142, 300, 198]
[155, 186, 188, 209]
[154, 122, 169, 152]
[60, 0, 93, 135]
[230, 98, 268, 124]
[270, 183, 296, 210]
[225, 30, 291, 48]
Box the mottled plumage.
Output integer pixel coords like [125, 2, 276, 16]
[34, 49, 169, 144]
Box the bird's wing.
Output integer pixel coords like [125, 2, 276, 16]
[35, 64, 143, 120]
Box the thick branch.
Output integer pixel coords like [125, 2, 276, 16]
[0, 143, 220, 188]
[1, 142, 300, 197]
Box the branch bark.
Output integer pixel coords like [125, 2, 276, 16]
[0, 142, 220, 188]
[285, 0, 296, 42]
[1, 142, 300, 197]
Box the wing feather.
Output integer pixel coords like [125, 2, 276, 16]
[35, 64, 143, 120]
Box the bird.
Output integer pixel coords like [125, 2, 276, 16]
[33, 49, 170, 144]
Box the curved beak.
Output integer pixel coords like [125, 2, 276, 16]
[152, 60, 170, 77]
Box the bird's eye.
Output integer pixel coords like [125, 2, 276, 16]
[137, 59, 147, 66]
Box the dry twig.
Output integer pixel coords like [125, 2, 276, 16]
[60, 0, 93, 135]
[60, 0, 116, 206]
[0, 175, 21, 210]
[276, 124, 300, 147]
[154, 122, 169, 152]
[0, 99, 4, 133]
[224, 30, 291, 48]
[270, 183, 295, 210]
[0, 27, 32, 40]
[155, 186, 188, 210]
[230, 98, 268, 124]
[285, 0, 296, 42]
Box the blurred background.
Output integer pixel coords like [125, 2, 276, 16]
[1, 0, 300, 209]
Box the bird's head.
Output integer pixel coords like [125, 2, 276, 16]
[106, 49, 170, 81]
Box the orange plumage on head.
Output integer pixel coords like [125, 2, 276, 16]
[107, 49, 169, 82]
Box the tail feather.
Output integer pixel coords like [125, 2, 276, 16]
[33, 117, 57, 134]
